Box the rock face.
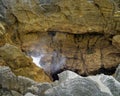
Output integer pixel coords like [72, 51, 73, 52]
[43, 71, 120, 96]
[1, 66, 120, 96]
[112, 35, 120, 50]
[0, 44, 51, 82]
[0, 66, 36, 95]
[0, 0, 120, 77]
[115, 64, 120, 82]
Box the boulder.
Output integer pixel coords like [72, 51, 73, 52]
[0, 66, 36, 94]
[0, 88, 13, 96]
[44, 71, 120, 96]
[1, 68, 120, 96]
[24, 92, 36, 96]
[115, 64, 120, 82]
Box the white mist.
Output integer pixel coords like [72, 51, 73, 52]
[31, 54, 44, 67]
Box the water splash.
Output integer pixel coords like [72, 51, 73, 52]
[31, 54, 44, 67]
[30, 50, 66, 75]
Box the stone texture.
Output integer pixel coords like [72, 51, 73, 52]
[100, 75, 120, 96]
[0, 88, 13, 96]
[115, 64, 120, 82]
[0, 0, 119, 34]
[0, 0, 120, 77]
[0, 22, 6, 46]
[24, 92, 36, 96]
[23, 32, 120, 77]
[44, 71, 120, 96]
[112, 35, 120, 50]
[0, 44, 51, 82]
[11, 90, 23, 96]
[0, 68, 120, 96]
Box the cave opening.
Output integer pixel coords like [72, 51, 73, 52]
[97, 66, 118, 75]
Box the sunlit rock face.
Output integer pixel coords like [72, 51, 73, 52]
[24, 32, 120, 78]
[0, 0, 120, 77]
[115, 64, 120, 82]
[0, 43, 51, 82]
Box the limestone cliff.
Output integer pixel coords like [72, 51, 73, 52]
[0, 0, 120, 78]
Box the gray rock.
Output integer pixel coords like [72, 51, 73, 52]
[115, 64, 120, 82]
[100, 75, 120, 96]
[44, 71, 111, 96]
[0, 88, 13, 96]
[37, 83, 52, 96]
[0, 67, 120, 96]
[0, 66, 36, 94]
[11, 90, 23, 96]
[24, 92, 36, 96]
[26, 83, 52, 96]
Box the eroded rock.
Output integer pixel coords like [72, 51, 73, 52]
[0, 0, 120, 78]
[0, 44, 51, 82]
[112, 35, 120, 50]
[1, 67, 120, 96]
[44, 71, 120, 96]
[115, 64, 120, 82]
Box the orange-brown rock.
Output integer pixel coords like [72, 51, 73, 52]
[22, 32, 120, 76]
[0, 0, 120, 77]
[112, 35, 120, 50]
[0, 43, 51, 82]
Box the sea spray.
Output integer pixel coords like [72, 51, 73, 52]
[30, 50, 66, 76]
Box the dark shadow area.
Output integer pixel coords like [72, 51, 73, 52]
[51, 69, 65, 81]
[97, 67, 117, 75]
[90, 66, 118, 75]
[51, 66, 118, 81]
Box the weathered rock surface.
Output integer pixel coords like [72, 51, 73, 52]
[0, 66, 120, 96]
[0, 66, 36, 94]
[0, 0, 120, 77]
[0, 22, 6, 46]
[26, 32, 120, 77]
[0, 0, 120, 34]
[44, 71, 120, 96]
[115, 64, 120, 82]
[112, 35, 120, 50]
[0, 44, 51, 82]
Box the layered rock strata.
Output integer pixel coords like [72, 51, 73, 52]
[0, 0, 120, 77]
